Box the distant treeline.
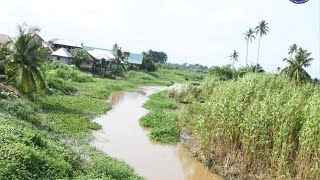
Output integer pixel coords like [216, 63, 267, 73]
[157, 63, 210, 73]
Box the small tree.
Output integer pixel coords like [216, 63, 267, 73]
[72, 49, 88, 68]
[282, 47, 313, 84]
[141, 58, 156, 72]
[228, 50, 239, 79]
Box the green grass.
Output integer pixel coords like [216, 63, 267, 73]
[179, 73, 320, 179]
[140, 91, 181, 143]
[0, 64, 203, 179]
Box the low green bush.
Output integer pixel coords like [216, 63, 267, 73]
[143, 92, 178, 110]
[3, 99, 39, 123]
[46, 76, 77, 94]
[42, 62, 93, 83]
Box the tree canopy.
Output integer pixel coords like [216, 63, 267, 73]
[142, 50, 168, 64]
[72, 48, 89, 67]
[282, 47, 313, 84]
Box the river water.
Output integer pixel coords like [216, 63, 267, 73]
[92, 86, 221, 180]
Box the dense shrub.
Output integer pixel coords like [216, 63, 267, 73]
[141, 59, 156, 72]
[40, 62, 93, 94]
[44, 62, 93, 82]
[46, 76, 77, 94]
[179, 73, 320, 179]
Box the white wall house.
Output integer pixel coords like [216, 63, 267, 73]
[50, 48, 73, 64]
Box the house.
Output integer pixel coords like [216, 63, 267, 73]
[0, 34, 11, 75]
[0, 34, 10, 45]
[84, 46, 115, 70]
[84, 47, 114, 61]
[70, 48, 96, 70]
[50, 48, 73, 64]
[48, 38, 83, 52]
[125, 52, 143, 69]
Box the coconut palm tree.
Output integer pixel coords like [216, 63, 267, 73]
[244, 28, 256, 67]
[288, 43, 298, 59]
[228, 50, 239, 79]
[3, 24, 47, 95]
[110, 43, 128, 74]
[255, 20, 269, 65]
[282, 48, 313, 83]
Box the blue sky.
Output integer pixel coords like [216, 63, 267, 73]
[0, 0, 319, 77]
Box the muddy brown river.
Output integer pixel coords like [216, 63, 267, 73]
[92, 86, 222, 180]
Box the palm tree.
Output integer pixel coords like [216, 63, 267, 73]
[255, 20, 269, 65]
[110, 43, 128, 74]
[244, 28, 256, 67]
[282, 48, 313, 83]
[288, 43, 298, 59]
[3, 24, 47, 95]
[229, 50, 239, 79]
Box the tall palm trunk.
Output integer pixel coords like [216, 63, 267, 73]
[246, 40, 249, 67]
[256, 36, 261, 65]
[232, 60, 235, 79]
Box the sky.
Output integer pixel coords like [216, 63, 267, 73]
[0, 0, 319, 77]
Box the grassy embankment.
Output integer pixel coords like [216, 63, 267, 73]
[176, 73, 320, 179]
[0, 63, 203, 179]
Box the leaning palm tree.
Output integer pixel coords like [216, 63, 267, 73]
[4, 24, 47, 95]
[228, 50, 239, 79]
[282, 48, 313, 84]
[288, 43, 298, 59]
[244, 28, 256, 67]
[255, 20, 269, 65]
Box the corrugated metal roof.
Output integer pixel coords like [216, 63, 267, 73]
[127, 53, 143, 65]
[49, 38, 83, 48]
[87, 49, 114, 60]
[84, 46, 111, 51]
[51, 48, 73, 58]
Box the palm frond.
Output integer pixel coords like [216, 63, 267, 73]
[31, 66, 46, 90]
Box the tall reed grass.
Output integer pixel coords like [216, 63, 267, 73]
[179, 73, 319, 179]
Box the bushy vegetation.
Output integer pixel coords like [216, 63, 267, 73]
[140, 91, 180, 143]
[41, 62, 93, 94]
[42, 62, 93, 83]
[209, 64, 265, 81]
[178, 74, 320, 179]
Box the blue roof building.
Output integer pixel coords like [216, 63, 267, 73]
[127, 53, 143, 65]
